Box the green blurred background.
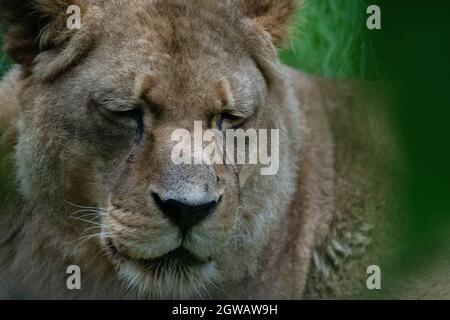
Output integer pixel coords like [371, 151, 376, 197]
[374, 0, 450, 293]
[1, 0, 449, 297]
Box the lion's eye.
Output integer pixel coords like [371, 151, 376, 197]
[111, 108, 143, 122]
[115, 108, 144, 134]
[217, 112, 244, 130]
[94, 100, 144, 137]
[104, 107, 142, 125]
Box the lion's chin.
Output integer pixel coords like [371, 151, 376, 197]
[116, 258, 219, 299]
[105, 239, 220, 299]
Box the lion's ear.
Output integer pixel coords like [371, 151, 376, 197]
[239, 0, 300, 47]
[0, 0, 89, 78]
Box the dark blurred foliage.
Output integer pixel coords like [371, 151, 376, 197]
[373, 0, 450, 274]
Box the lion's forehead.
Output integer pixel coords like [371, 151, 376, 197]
[95, 0, 247, 52]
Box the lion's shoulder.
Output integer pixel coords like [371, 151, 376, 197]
[0, 66, 21, 146]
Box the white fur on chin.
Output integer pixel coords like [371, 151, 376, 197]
[118, 260, 220, 299]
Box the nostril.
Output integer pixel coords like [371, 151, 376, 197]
[151, 192, 164, 208]
[151, 192, 221, 231]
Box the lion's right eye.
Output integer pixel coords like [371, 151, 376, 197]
[99, 104, 139, 122]
[92, 99, 144, 141]
[110, 108, 143, 123]
[110, 108, 144, 138]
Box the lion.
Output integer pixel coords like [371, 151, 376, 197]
[0, 0, 445, 299]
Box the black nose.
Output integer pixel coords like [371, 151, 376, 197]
[152, 193, 220, 232]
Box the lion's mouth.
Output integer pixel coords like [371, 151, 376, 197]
[106, 238, 205, 271]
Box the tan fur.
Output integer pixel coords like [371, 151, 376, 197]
[0, 0, 446, 299]
[239, 0, 300, 46]
[0, 67, 20, 145]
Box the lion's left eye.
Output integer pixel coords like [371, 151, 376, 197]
[217, 112, 244, 130]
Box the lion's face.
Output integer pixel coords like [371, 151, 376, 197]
[8, 0, 298, 298]
[19, 1, 268, 298]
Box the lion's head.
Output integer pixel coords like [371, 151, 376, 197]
[2, 0, 301, 298]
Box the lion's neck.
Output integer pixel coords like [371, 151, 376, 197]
[0, 203, 127, 299]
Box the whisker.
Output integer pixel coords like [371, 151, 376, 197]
[70, 216, 104, 226]
[80, 225, 105, 237]
[70, 209, 107, 217]
[72, 231, 112, 251]
[73, 213, 107, 220]
[76, 232, 112, 243]
[64, 200, 108, 211]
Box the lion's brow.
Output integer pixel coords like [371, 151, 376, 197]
[134, 74, 164, 119]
